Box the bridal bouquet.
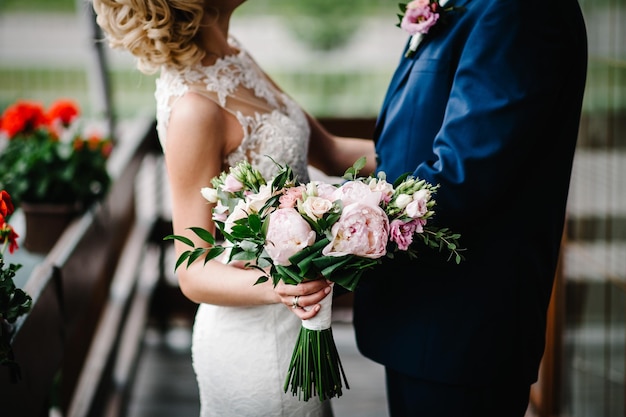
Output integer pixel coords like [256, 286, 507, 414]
[166, 157, 463, 401]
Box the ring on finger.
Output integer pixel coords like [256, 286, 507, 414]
[292, 295, 300, 309]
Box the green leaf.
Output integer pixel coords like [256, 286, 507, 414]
[174, 251, 191, 270]
[204, 247, 226, 264]
[254, 276, 269, 285]
[288, 239, 329, 266]
[314, 255, 353, 276]
[186, 248, 207, 267]
[247, 213, 262, 233]
[163, 234, 195, 247]
[352, 156, 366, 172]
[275, 264, 306, 285]
[230, 249, 259, 262]
[189, 227, 216, 245]
[393, 172, 411, 187]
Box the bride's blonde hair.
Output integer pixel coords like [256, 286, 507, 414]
[92, 0, 206, 74]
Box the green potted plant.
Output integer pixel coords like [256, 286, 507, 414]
[0, 190, 32, 382]
[0, 99, 114, 252]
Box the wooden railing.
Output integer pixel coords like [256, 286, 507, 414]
[0, 115, 163, 417]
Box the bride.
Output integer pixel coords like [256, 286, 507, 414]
[92, 0, 375, 416]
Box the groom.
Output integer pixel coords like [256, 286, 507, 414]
[351, 0, 587, 416]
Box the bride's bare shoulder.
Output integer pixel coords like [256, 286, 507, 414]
[167, 92, 227, 145]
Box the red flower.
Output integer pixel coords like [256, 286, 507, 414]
[0, 100, 46, 138]
[72, 136, 85, 151]
[0, 190, 19, 254]
[46, 99, 80, 127]
[101, 140, 114, 158]
[87, 134, 102, 151]
[0, 190, 15, 218]
[73, 134, 114, 159]
[0, 223, 19, 254]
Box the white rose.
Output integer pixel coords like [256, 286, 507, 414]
[245, 184, 273, 213]
[394, 194, 412, 210]
[300, 196, 333, 220]
[200, 187, 218, 203]
[413, 189, 431, 203]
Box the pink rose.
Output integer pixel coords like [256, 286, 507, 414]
[279, 185, 305, 209]
[401, 0, 440, 36]
[265, 208, 316, 266]
[405, 189, 431, 219]
[222, 174, 244, 193]
[405, 199, 427, 219]
[322, 202, 389, 259]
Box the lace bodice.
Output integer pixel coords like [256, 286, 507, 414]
[155, 37, 310, 182]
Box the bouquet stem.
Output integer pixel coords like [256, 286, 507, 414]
[283, 287, 349, 401]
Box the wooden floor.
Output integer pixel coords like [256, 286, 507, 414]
[124, 318, 389, 417]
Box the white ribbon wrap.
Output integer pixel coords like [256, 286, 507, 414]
[301, 285, 333, 331]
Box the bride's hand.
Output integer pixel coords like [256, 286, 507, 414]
[274, 279, 333, 320]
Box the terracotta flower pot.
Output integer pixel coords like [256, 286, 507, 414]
[20, 202, 82, 253]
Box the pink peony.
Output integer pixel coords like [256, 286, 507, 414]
[307, 181, 338, 201]
[265, 208, 316, 266]
[332, 181, 382, 207]
[322, 202, 389, 259]
[401, 0, 440, 36]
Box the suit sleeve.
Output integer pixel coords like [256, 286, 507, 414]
[414, 0, 586, 223]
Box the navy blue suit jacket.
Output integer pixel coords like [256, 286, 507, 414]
[353, 0, 587, 385]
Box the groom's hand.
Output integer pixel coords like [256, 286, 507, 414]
[274, 279, 333, 320]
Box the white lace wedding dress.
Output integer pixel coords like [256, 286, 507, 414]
[154, 37, 333, 417]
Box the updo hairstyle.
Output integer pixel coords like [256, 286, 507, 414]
[92, 0, 207, 74]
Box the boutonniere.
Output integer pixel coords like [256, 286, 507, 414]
[397, 0, 463, 58]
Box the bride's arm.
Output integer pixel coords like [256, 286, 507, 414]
[306, 113, 376, 177]
[164, 92, 275, 306]
[164, 93, 330, 316]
